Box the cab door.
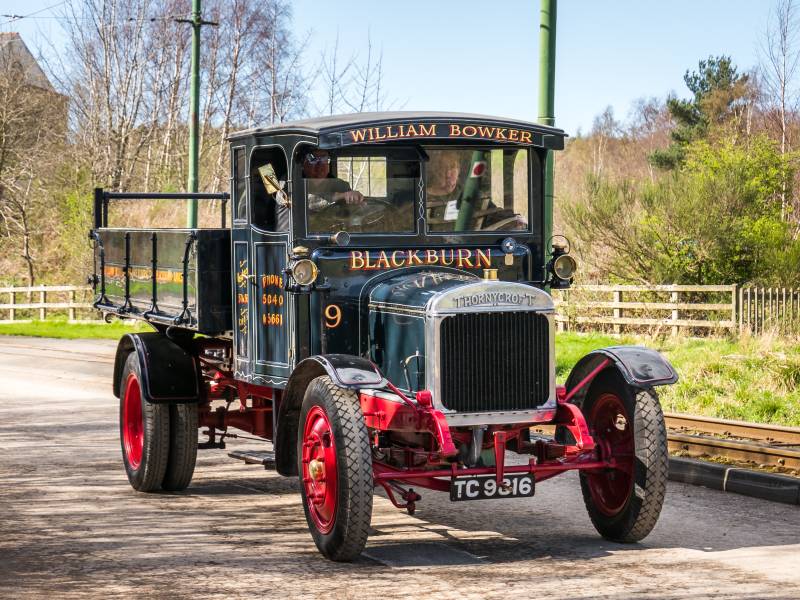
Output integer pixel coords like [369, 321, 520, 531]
[249, 146, 292, 387]
[231, 145, 252, 382]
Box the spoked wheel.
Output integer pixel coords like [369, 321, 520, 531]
[119, 353, 169, 492]
[579, 369, 668, 542]
[302, 406, 338, 533]
[122, 373, 144, 470]
[585, 392, 635, 516]
[298, 376, 373, 561]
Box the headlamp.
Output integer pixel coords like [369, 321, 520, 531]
[553, 254, 577, 280]
[291, 259, 319, 286]
[547, 238, 576, 289]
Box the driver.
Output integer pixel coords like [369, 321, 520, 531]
[302, 149, 364, 209]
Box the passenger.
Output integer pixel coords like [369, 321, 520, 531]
[426, 150, 462, 198]
[426, 150, 464, 227]
[302, 149, 364, 209]
[426, 149, 525, 231]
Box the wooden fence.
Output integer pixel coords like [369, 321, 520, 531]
[739, 287, 800, 335]
[1, 283, 798, 335]
[0, 285, 95, 323]
[553, 285, 738, 335]
[555, 284, 800, 336]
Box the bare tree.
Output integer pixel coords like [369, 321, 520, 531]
[589, 106, 621, 178]
[263, 1, 308, 123]
[317, 32, 354, 116]
[62, 0, 161, 190]
[0, 49, 65, 285]
[760, 0, 800, 220]
[627, 97, 673, 182]
[317, 32, 392, 116]
[208, 1, 249, 191]
[148, 2, 192, 192]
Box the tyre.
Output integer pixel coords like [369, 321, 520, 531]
[297, 376, 373, 561]
[162, 403, 198, 491]
[578, 369, 668, 542]
[119, 352, 170, 492]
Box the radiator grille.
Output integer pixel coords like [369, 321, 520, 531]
[439, 311, 550, 412]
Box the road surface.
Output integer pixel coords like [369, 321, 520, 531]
[0, 336, 798, 599]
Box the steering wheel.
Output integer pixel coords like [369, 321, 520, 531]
[314, 196, 395, 232]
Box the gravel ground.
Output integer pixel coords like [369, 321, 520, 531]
[0, 336, 798, 599]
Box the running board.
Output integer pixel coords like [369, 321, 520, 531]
[228, 449, 276, 469]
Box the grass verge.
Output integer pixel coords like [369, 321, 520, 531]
[556, 331, 800, 427]
[0, 319, 149, 340]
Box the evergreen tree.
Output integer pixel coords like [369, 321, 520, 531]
[650, 56, 750, 169]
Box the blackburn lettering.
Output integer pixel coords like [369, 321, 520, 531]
[349, 248, 491, 271]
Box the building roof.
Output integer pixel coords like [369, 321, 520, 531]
[229, 111, 566, 150]
[0, 32, 56, 92]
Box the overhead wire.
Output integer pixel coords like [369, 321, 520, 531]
[1, 15, 186, 22]
[1, 0, 68, 26]
[1, 2, 184, 26]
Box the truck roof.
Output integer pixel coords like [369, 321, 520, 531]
[228, 111, 567, 150]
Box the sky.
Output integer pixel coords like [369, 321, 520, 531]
[1, 0, 779, 135]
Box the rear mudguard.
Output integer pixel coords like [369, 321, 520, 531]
[275, 354, 386, 476]
[564, 346, 677, 407]
[112, 332, 200, 403]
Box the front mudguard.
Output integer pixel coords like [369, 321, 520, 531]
[564, 346, 677, 407]
[275, 354, 387, 476]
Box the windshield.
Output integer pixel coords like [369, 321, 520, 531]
[304, 149, 418, 234]
[425, 147, 530, 232]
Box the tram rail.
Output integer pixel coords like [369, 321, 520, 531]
[664, 413, 800, 472]
[664, 412, 800, 445]
[535, 412, 800, 473]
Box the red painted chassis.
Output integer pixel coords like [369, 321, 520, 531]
[197, 343, 615, 513]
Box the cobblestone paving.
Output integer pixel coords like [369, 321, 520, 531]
[1, 337, 798, 599]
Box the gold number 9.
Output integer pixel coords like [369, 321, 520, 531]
[324, 304, 342, 329]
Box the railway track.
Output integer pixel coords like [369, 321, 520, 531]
[664, 412, 800, 472]
[534, 413, 800, 472]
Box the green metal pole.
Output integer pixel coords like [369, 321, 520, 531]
[538, 0, 557, 263]
[186, 0, 201, 227]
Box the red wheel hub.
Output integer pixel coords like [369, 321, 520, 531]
[586, 393, 634, 516]
[301, 406, 338, 534]
[123, 373, 144, 470]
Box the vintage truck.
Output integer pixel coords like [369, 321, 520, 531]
[90, 112, 677, 561]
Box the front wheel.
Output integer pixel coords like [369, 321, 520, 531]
[298, 376, 373, 561]
[579, 369, 668, 542]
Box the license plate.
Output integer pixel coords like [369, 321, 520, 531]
[449, 473, 535, 501]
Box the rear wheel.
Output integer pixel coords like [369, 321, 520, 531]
[119, 353, 169, 492]
[298, 376, 373, 561]
[162, 403, 198, 491]
[579, 369, 668, 542]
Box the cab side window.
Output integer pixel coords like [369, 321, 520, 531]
[251, 148, 289, 232]
[233, 147, 248, 223]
